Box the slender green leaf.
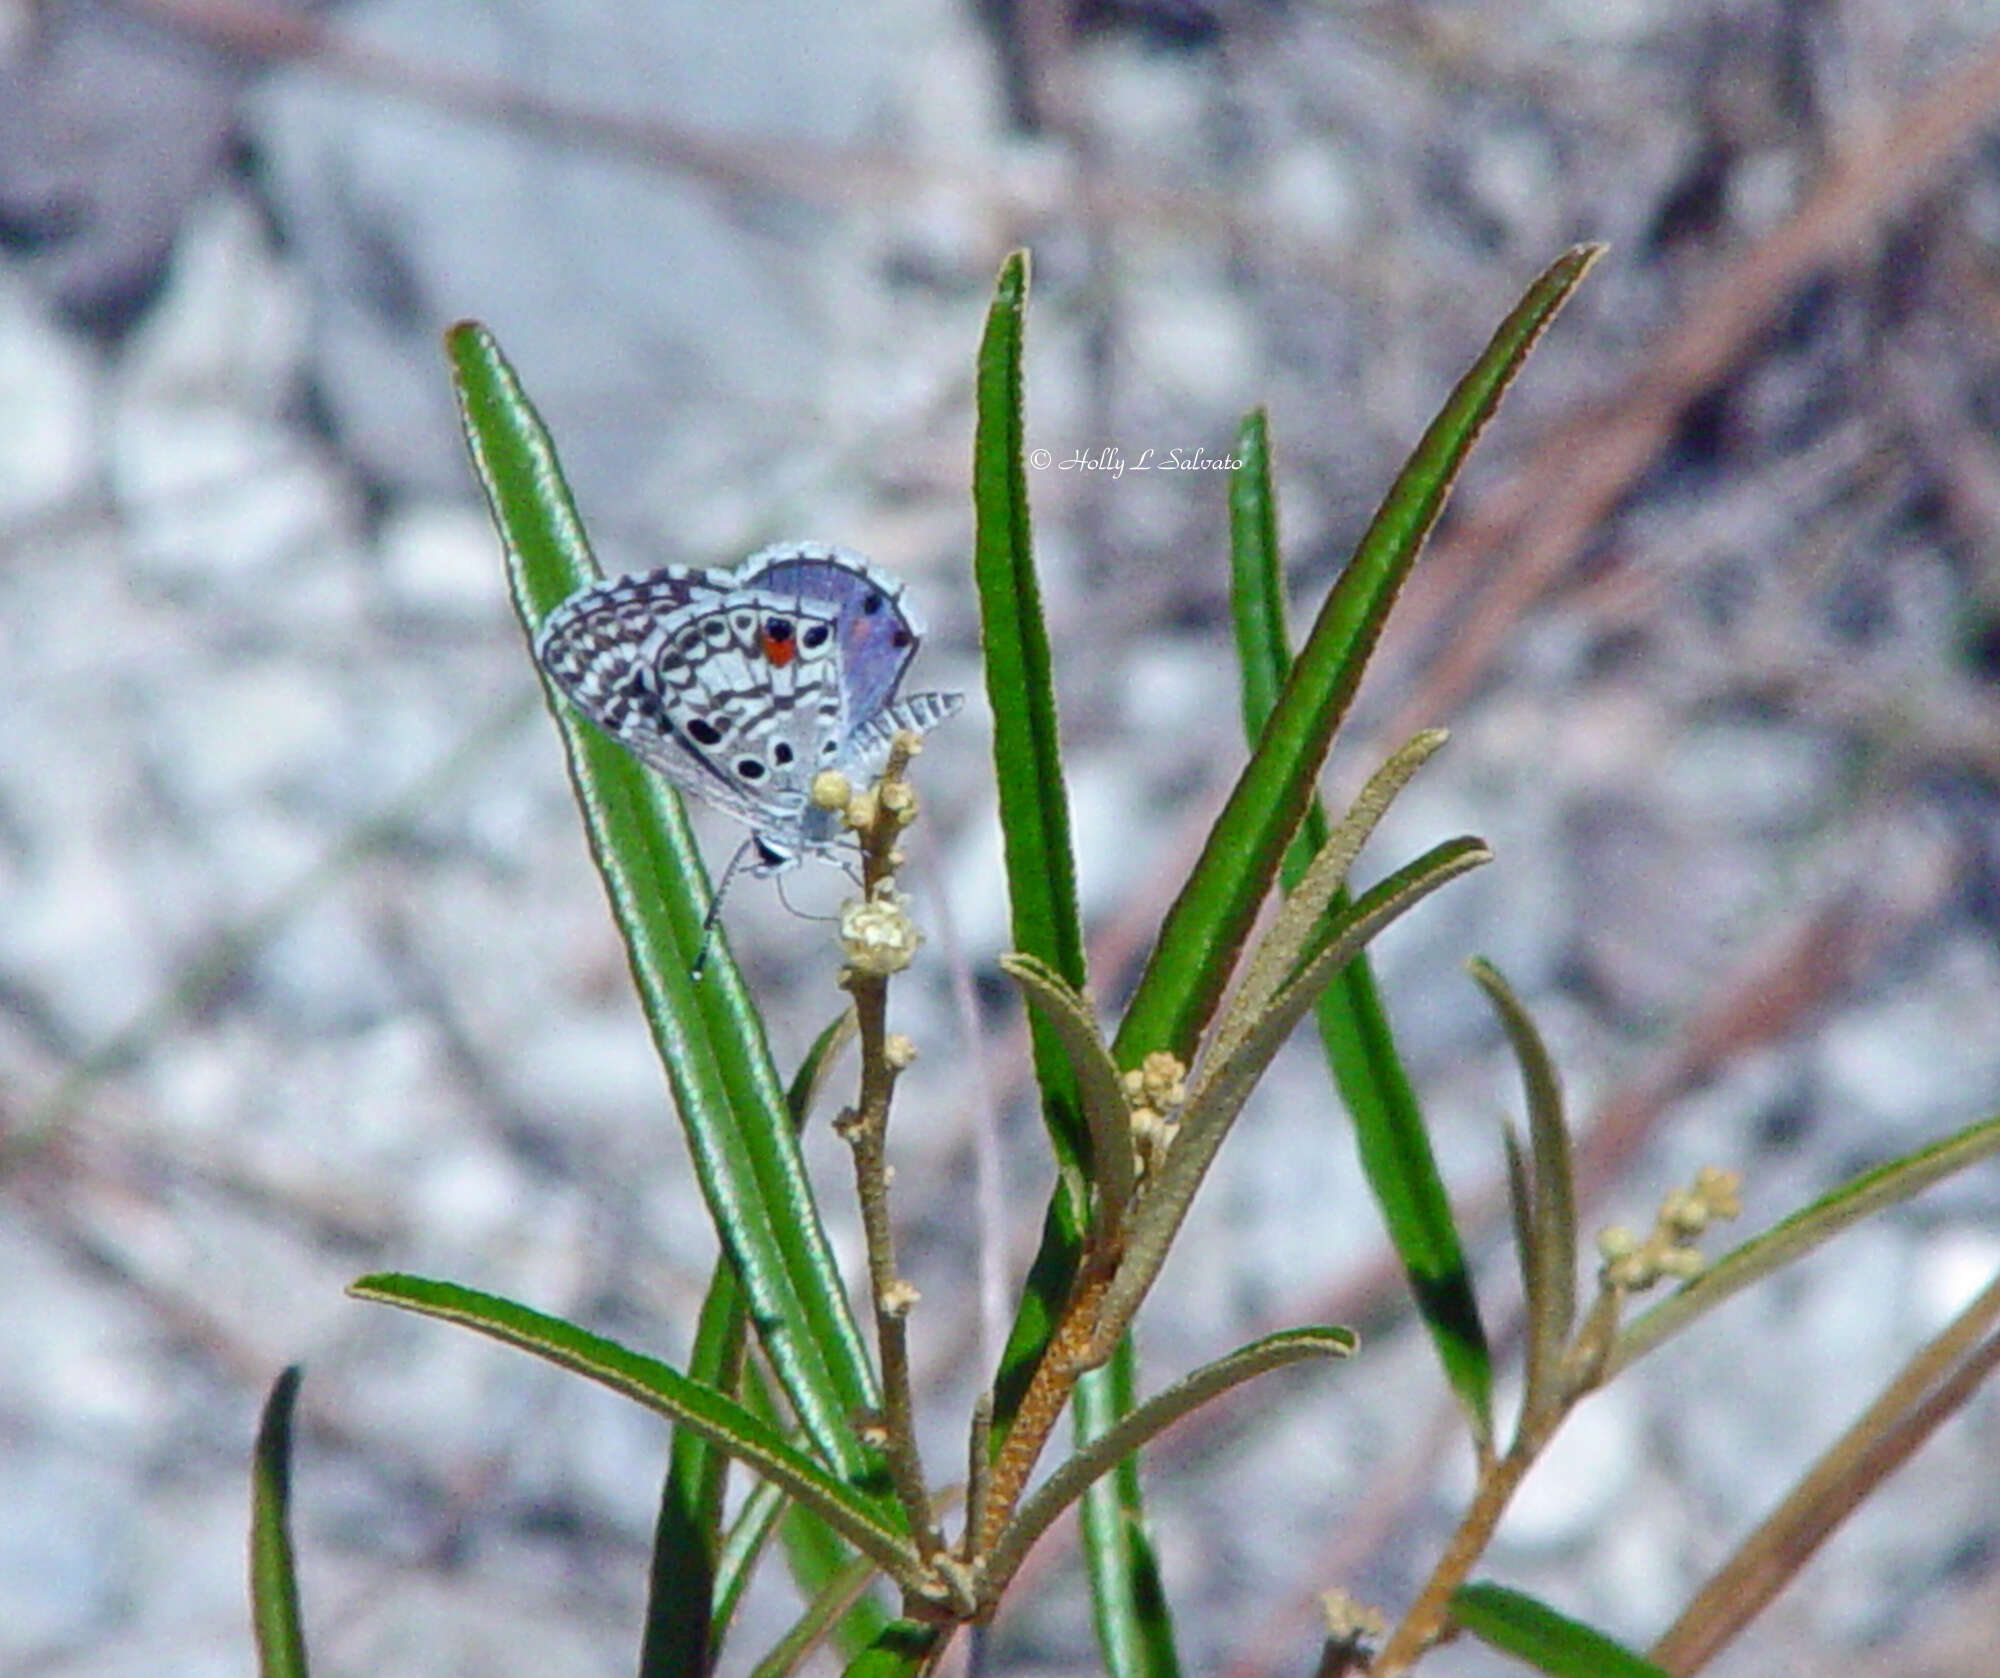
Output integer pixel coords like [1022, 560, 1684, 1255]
[1097, 838, 1490, 1344]
[713, 1478, 788, 1641]
[1228, 409, 1289, 742]
[1205, 729, 1449, 1075]
[1469, 958, 1575, 1426]
[447, 322, 878, 1483]
[972, 251, 1089, 1142]
[350, 1273, 915, 1576]
[249, 1366, 311, 1678]
[992, 1328, 1354, 1585]
[739, 1357, 893, 1661]
[1115, 246, 1603, 1074]
[1000, 955, 1136, 1227]
[1075, 1359, 1181, 1678]
[1609, 1111, 2000, 1379]
[644, 1257, 748, 1678]
[840, 1618, 946, 1678]
[973, 256, 1095, 1442]
[647, 1010, 858, 1678]
[970, 260, 1173, 1678]
[1251, 404, 1494, 1438]
[1501, 1122, 1542, 1383]
[1452, 1583, 1668, 1678]
[750, 1548, 887, 1678]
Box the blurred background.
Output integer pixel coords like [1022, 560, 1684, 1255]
[4, 2, 2000, 1674]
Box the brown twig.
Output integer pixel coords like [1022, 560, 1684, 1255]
[834, 738, 947, 1576]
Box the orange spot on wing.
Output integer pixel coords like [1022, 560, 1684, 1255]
[761, 629, 796, 667]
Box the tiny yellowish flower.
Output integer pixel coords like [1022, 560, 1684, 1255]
[841, 883, 921, 975]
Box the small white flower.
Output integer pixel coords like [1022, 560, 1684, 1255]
[841, 884, 921, 975]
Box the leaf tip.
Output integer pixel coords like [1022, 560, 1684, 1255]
[995, 248, 1030, 303]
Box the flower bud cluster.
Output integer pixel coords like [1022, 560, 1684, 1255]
[1596, 1165, 1742, 1290]
[1124, 1051, 1189, 1180]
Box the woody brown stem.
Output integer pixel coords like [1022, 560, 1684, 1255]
[973, 1256, 1117, 1566]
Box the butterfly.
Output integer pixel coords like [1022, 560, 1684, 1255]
[534, 541, 963, 878]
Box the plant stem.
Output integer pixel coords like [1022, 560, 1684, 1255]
[1371, 1289, 1620, 1674]
[1368, 1431, 1541, 1677]
[973, 1256, 1117, 1565]
[839, 740, 944, 1568]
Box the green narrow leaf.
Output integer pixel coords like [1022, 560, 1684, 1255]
[643, 1258, 748, 1678]
[1610, 1110, 2000, 1378]
[973, 256, 1095, 1442]
[1096, 838, 1491, 1346]
[749, 1549, 887, 1678]
[351, 1273, 915, 1577]
[1501, 1122, 1542, 1376]
[1452, 1583, 1669, 1678]
[840, 1618, 947, 1678]
[739, 1358, 893, 1661]
[1000, 954, 1137, 1228]
[993, 1327, 1354, 1586]
[970, 254, 1174, 1678]
[1115, 245, 1603, 1075]
[1468, 958, 1575, 1426]
[249, 1366, 311, 1678]
[645, 1011, 857, 1677]
[1206, 728, 1450, 1073]
[713, 1478, 788, 1640]
[447, 323, 879, 1484]
[1075, 1360, 1181, 1678]
[972, 251, 1090, 1135]
[1230, 408, 1492, 1436]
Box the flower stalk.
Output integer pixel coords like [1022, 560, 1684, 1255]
[826, 744, 949, 1583]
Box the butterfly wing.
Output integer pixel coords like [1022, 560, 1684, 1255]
[535, 570, 849, 853]
[537, 548, 959, 873]
[733, 542, 923, 723]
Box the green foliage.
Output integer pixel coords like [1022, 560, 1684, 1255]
[244, 248, 2000, 1678]
[1450, 1583, 1669, 1678]
[248, 1368, 310, 1678]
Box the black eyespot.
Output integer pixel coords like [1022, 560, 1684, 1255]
[765, 616, 793, 643]
[678, 632, 703, 656]
[802, 623, 831, 650]
[772, 741, 794, 766]
[686, 717, 723, 747]
[892, 628, 913, 648]
[862, 591, 885, 615]
[736, 758, 766, 781]
[821, 738, 839, 757]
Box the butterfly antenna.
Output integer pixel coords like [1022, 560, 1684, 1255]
[691, 838, 758, 980]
